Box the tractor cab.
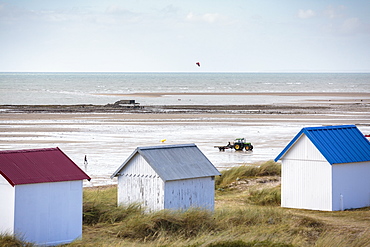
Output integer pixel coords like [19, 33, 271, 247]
[234, 138, 245, 143]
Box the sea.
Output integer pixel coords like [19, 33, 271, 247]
[0, 72, 369, 106]
[0, 72, 369, 186]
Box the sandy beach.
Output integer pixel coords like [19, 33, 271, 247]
[1, 92, 369, 186]
[96, 91, 370, 99]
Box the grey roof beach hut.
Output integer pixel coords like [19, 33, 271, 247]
[275, 125, 370, 211]
[0, 148, 91, 246]
[111, 144, 221, 212]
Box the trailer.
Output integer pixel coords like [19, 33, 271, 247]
[214, 138, 253, 151]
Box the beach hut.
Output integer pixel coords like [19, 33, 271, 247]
[0, 147, 90, 246]
[111, 144, 221, 211]
[275, 125, 370, 211]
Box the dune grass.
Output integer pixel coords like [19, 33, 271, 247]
[4, 162, 370, 246]
[247, 185, 281, 206]
[206, 239, 293, 247]
[5, 188, 369, 247]
[215, 160, 281, 189]
[0, 233, 34, 247]
[83, 185, 120, 225]
[74, 160, 370, 247]
[113, 208, 218, 240]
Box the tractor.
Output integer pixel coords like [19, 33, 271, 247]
[232, 138, 253, 151]
[215, 138, 253, 151]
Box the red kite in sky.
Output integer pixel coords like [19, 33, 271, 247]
[196, 62, 200, 67]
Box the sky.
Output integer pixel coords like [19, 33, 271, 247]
[0, 0, 369, 72]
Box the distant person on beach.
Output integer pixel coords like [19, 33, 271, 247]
[84, 155, 88, 172]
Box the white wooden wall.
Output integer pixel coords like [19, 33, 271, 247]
[281, 135, 332, 211]
[332, 161, 370, 211]
[0, 175, 15, 234]
[117, 154, 165, 211]
[117, 153, 216, 211]
[14, 180, 83, 246]
[164, 176, 215, 210]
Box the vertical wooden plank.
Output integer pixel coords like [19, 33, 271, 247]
[332, 162, 370, 210]
[0, 175, 15, 234]
[282, 135, 332, 211]
[164, 177, 215, 210]
[117, 154, 164, 211]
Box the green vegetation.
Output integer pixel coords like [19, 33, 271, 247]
[215, 160, 281, 189]
[3, 161, 370, 247]
[206, 240, 293, 247]
[0, 233, 33, 247]
[114, 208, 217, 240]
[247, 185, 281, 206]
[83, 185, 142, 225]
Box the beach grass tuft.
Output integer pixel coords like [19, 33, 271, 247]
[247, 185, 281, 206]
[83, 186, 145, 225]
[215, 160, 281, 189]
[215, 206, 285, 228]
[205, 239, 294, 247]
[114, 208, 217, 240]
[0, 233, 33, 247]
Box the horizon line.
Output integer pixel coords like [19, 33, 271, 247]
[1, 70, 370, 74]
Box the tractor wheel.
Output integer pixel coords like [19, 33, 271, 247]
[234, 144, 242, 151]
[245, 146, 250, 151]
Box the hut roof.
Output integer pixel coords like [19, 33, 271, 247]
[0, 147, 90, 186]
[112, 144, 220, 181]
[275, 125, 370, 165]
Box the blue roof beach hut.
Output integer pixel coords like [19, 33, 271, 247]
[275, 125, 370, 211]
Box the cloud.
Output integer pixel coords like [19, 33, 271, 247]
[186, 12, 225, 24]
[319, 5, 369, 36]
[322, 16, 368, 36]
[0, 3, 85, 25]
[105, 5, 132, 15]
[324, 5, 345, 19]
[298, 9, 315, 19]
[160, 5, 179, 15]
[341, 17, 361, 34]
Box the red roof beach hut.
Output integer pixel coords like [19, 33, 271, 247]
[0, 147, 90, 246]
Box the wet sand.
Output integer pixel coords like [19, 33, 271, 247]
[0, 94, 369, 186]
[95, 92, 370, 99]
